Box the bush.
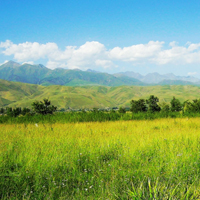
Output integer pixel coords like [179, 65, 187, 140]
[32, 99, 57, 115]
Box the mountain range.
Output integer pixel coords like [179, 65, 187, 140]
[0, 61, 199, 86]
[114, 71, 200, 84]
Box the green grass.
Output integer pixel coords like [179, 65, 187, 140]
[1, 118, 200, 199]
[1, 79, 200, 109]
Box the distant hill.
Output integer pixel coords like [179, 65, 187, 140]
[1, 79, 200, 109]
[0, 61, 145, 86]
[114, 71, 200, 84]
[157, 79, 198, 85]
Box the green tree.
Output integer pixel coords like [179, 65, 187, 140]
[170, 96, 182, 112]
[118, 107, 126, 114]
[21, 107, 31, 115]
[159, 102, 170, 113]
[0, 108, 5, 114]
[146, 95, 161, 113]
[130, 99, 147, 113]
[6, 107, 13, 117]
[13, 107, 22, 117]
[32, 99, 57, 115]
[183, 99, 200, 113]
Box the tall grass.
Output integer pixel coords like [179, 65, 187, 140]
[1, 118, 200, 199]
[1, 111, 200, 124]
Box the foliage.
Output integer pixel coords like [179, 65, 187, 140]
[0, 107, 5, 114]
[21, 107, 31, 116]
[146, 95, 161, 113]
[32, 98, 57, 115]
[4, 107, 30, 117]
[183, 99, 200, 113]
[159, 102, 170, 113]
[118, 107, 126, 113]
[130, 99, 147, 113]
[170, 96, 182, 112]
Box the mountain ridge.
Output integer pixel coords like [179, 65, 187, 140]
[0, 61, 199, 86]
[0, 61, 146, 86]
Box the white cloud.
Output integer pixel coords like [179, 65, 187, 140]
[188, 72, 197, 76]
[1, 40, 200, 70]
[46, 61, 68, 70]
[95, 59, 116, 69]
[22, 61, 34, 65]
[109, 41, 164, 62]
[2, 41, 58, 61]
[0, 60, 9, 66]
[0, 40, 13, 48]
[153, 42, 200, 65]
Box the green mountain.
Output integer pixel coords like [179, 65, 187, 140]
[0, 61, 145, 86]
[1, 79, 200, 109]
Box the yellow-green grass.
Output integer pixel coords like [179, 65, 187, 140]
[1, 118, 200, 199]
[2, 79, 200, 109]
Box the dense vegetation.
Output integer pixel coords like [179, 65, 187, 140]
[1, 118, 200, 199]
[1, 95, 200, 124]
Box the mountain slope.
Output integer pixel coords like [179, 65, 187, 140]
[1, 79, 200, 109]
[0, 61, 145, 86]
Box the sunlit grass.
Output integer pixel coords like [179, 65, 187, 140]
[1, 118, 200, 199]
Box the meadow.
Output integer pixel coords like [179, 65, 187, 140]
[1, 118, 200, 199]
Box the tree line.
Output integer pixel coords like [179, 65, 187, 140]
[1, 96, 200, 118]
[0, 99, 57, 117]
[130, 95, 200, 114]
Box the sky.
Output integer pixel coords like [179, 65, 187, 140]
[1, 0, 200, 77]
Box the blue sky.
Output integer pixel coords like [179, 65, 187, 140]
[1, 0, 200, 76]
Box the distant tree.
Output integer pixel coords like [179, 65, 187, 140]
[92, 108, 99, 113]
[130, 99, 147, 113]
[5, 107, 22, 117]
[21, 107, 31, 115]
[170, 96, 182, 112]
[32, 98, 57, 115]
[183, 99, 200, 113]
[159, 102, 170, 113]
[118, 107, 126, 114]
[191, 99, 200, 112]
[146, 95, 161, 113]
[6, 107, 13, 117]
[13, 107, 22, 117]
[0, 108, 5, 114]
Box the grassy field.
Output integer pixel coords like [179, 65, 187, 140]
[1, 118, 200, 199]
[2, 79, 200, 109]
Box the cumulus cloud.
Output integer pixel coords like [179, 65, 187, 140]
[2, 40, 58, 61]
[95, 59, 117, 69]
[1, 40, 200, 70]
[46, 61, 68, 70]
[0, 40, 13, 48]
[154, 43, 200, 65]
[109, 41, 164, 63]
